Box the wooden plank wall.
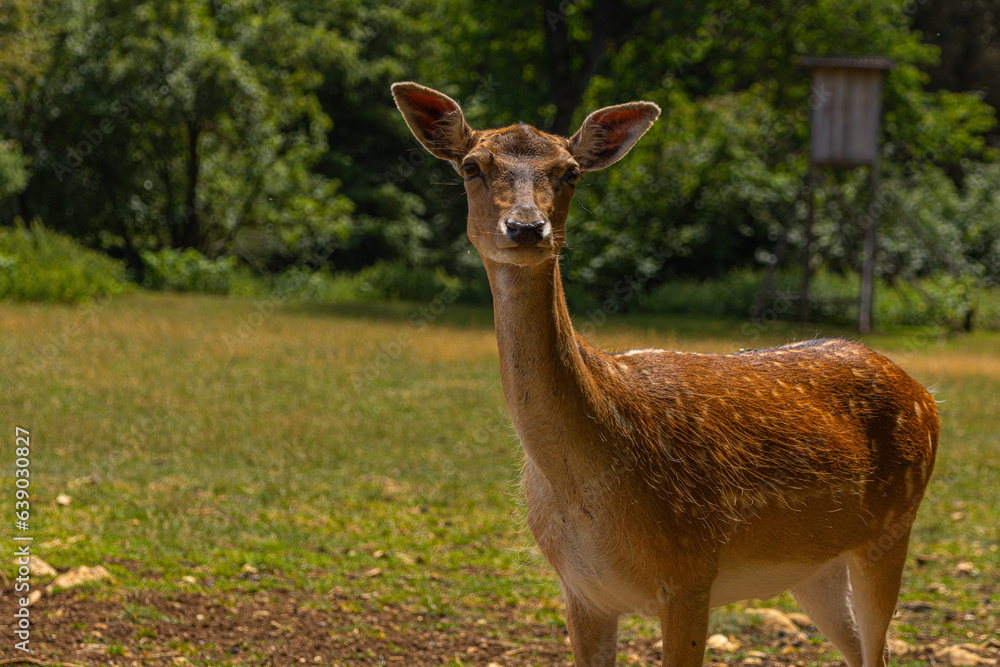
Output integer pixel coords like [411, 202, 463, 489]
[810, 67, 883, 166]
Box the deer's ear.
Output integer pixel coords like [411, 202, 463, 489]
[392, 82, 474, 163]
[568, 102, 660, 172]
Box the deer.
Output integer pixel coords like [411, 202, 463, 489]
[391, 82, 939, 667]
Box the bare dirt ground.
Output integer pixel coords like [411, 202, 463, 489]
[4, 586, 573, 666]
[6, 584, 994, 667]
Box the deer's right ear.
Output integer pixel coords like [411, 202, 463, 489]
[391, 82, 474, 164]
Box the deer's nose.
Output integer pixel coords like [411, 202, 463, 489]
[504, 220, 549, 245]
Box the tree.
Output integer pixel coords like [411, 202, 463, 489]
[3, 0, 996, 314]
[550, 0, 997, 306]
[911, 0, 1000, 147]
[426, 0, 706, 134]
[542, 0, 663, 135]
[6, 0, 350, 269]
[0, 0, 49, 220]
[306, 0, 447, 272]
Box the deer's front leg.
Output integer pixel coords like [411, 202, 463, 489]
[658, 588, 710, 667]
[565, 594, 620, 666]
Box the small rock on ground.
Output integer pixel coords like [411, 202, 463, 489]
[935, 645, 998, 667]
[46, 565, 113, 593]
[747, 608, 801, 635]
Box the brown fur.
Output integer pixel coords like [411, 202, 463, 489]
[391, 82, 939, 667]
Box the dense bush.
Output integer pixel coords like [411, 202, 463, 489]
[0, 222, 131, 303]
[140, 248, 257, 295]
[637, 269, 1000, 330]
[262, 266, 364, 303]
[139, 249, 464, 304]
[354, 261, 463, 303]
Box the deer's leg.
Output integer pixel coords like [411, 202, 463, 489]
[846, 528, 912, 667]
[658, 590, 710, 667]
[790, 556, 863, 667]
[565, 594, 620, 667]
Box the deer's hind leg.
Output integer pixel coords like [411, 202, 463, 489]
[564, 593, 620, 667]
[790, 556, 863, 667]
[846, 526, 913, 667]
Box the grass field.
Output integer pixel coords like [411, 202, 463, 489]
[1, 292, 998, 666]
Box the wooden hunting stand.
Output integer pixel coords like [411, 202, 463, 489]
[800, 56, 892, 333]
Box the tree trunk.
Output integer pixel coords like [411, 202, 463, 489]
[179, 119, 201, 249]
[543, 0, 656, 136]
[800, 167, 815, 326]
[858, 165, 879, 334]
[544, 1, 576, 136]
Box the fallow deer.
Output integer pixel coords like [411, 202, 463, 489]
[391, 82, 939, 667]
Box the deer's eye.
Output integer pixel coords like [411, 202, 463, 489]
[462, 162, 480, 179]
[563, 168, 581, 186]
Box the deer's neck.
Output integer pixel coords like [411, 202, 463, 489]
[484, 258, 608, 476]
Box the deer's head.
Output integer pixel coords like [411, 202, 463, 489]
[392, 82, 660, 268]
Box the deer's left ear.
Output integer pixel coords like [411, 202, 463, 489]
[568, 102, 660, 172]
[392, 82, 474, 164]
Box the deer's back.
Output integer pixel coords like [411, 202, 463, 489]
[590, 338, 939, 540]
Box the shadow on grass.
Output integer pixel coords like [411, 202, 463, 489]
[281, 297, 959, 352]
[283, 299, 497, 330]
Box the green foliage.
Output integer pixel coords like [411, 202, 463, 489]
[138, 248, 462, 304]
[0, 0, 44, 216]
[874, 275, 996, 328]
[568, 84, 801, 301]
[565, 0, 997, 309]
[911, 0, 1000, 148]
[638, 268, 1000, 330]
[302, 0, 446, 271]
[263, 266, 366, 303]
[0, 139, 27, 202]
[1, 0, 998, 329]
[354, 260, 463, 302]
[879, 162, 1000, 282]
[637, 270, 766, 320]
[140, 247, 255, 295]
[0, 222, 131, 303]
[7, 0, 351, 265]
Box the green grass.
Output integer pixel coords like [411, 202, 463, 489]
[1, 292, 998, 664]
